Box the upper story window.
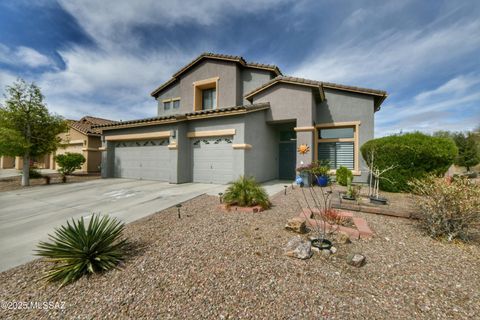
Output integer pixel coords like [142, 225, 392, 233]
[202, 88, 216, 110]
[193, 77, 219, 111]
[162, 97, 180, 112]
[163, 101, 171, 111]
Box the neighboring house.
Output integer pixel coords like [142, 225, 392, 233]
[95, 53, 387, 184]
[0, 116, 114, 173]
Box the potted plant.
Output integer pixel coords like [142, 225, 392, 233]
[342, 176, 361, 200]
[311, 160, 331, 187]
[296, 163, 313, 187]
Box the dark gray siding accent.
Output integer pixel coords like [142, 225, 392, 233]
[244, 111, 277, 183]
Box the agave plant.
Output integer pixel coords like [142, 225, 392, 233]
[36, 214, 127, 286]
[223, 176, 271, 209]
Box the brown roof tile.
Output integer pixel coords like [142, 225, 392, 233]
[93, 102, 270, 130]
[69, 116, 116, 135]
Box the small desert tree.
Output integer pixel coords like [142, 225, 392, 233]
[0, 79, 68, 186]
[452, 132, 480, 172]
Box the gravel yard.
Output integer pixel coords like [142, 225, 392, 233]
[1, 187, 479, 319]
[0, 173, 101, 192]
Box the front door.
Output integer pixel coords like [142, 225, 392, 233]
[279, 141, 296, 180]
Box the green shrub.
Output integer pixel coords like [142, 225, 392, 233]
[55, 152, 86, 176]
[335, 166, 353, 186]
[23, 168, 42, 179]
[361, 132, 457, 192]
[36, 214, 127, 286]
[223, 176, 271, 209]
[409, 176, 480, 242]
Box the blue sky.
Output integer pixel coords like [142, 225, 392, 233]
[0, 0, 479, 136]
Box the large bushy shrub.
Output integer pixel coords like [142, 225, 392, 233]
[361, 132, 457, 192]
[223, 176, 271, 209]
[409, 176, 480, 242]
[36, 214, 127, 286]
[335, 166, 353, 186]
[55, 152, 86, 176]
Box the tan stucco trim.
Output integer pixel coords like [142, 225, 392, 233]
[315, 121, 361, 128]
[82, 148, 101, 152]
[168, 143, 178, 150]
[294, 126, 315, 132]
[162, 97, 181, 103]
[99, 147, 107, 151]
[232, 143, 252, 150]
[187, 129, 236, 138]
[318, 137, 354, 143]
[105, 131, 171, 141]
[193, 77, 219, 111]
[66, 139, 84, 145]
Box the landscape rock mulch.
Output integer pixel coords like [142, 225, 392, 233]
[0, 173, 100, 192]
[0, 187, 479, 319]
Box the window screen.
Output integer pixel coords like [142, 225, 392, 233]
[173, 100, 180, 109]
[317, 142, 354, 170]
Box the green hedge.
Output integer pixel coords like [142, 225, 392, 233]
[361, 132, 457, 192]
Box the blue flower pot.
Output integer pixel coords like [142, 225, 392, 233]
[317, 175, 328, 187]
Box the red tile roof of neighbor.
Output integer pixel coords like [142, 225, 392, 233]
[69, 116, 116, 135]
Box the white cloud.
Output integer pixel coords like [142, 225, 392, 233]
[292, 19, 480, 89]
[0, 44, 54, 68]
[376, 75, 480, 136]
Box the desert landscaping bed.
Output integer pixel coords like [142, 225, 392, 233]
[0, 173, 101, 192]
[0, 188, 479, 319]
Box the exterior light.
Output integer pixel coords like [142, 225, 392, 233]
[176, 204, 182, 219]
[218, 192, 223, 203]
[284, 185, 288, 195]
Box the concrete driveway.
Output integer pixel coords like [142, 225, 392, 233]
[0, 178, 224, 272]
[0, 178, 290, 272]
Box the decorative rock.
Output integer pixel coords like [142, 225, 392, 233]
[330, 246, 337, 254]
[311, 246, 320, 253]
[336, 232, 351, 244]
[321, 249, 331, 257]
[346, 253, 366, 267]
[284, 236, 312, 259]
[285, 217, 307, 234]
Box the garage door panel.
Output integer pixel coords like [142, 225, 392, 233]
[192, 137, 234, 184]
[114, 139, 170, 181]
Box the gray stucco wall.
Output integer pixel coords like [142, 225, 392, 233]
[317, 89, 375, 182]
[241, 69, 273, 105]
[244, 110, 277, 182]
[179, 60, 241, 112]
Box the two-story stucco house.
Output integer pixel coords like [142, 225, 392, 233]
[95, 53, 387, 184]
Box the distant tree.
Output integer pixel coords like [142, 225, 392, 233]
[432, 130, 454, 140]
[452, 132, 480, 172]
[0, 79, 68, 186]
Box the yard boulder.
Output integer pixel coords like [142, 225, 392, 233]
[284, 236, 312, 259]
[285, 217, 307, 234]
[346, 253, 366, 267]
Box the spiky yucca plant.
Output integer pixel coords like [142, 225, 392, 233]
[36, 214, 127, 286]
[223, 176, 271, 209]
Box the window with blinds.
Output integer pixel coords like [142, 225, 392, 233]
[317, 142, 354, 170]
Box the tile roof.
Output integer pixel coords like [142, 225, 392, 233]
[69, 116, 116, 135]
[244, 76, 388, 111]
[93, 102, 270, 130]
[150, 52, 282, 97]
